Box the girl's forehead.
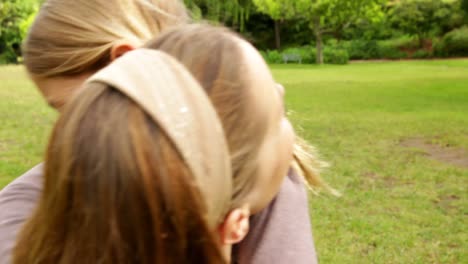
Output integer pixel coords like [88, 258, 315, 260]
[238, 41, 282, 123]
[238, 40, 275, 87]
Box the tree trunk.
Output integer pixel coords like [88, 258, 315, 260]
[314, 18, 324, 64]
[316, 33, 324, 64]
[418, 34, 424, 49]
[274, 20, 281, 50]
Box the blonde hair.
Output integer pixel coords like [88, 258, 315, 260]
[292, 137, 338, 195]
[147, 25, 336, 209]
[147, 26, 271, 209]
[14, 50, 230, 264]
[23, 0, 188, 77]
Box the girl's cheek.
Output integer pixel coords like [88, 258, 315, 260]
[282, 119, 295, 157]
[274, 119, 295, 182]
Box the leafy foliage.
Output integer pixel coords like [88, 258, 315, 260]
[389, 0, 464, 46]
[261, 45, 349, 64]
[0, 0, 38, 63]
[341, 40, 381, 60]
[253, 0, 384, 63]
[282, 46, 317, 63]
[435, 26, 468, 57]
[412, 49, 432, 59]
[323, 47, 349, 64]
[1, 0, 468, 65]
[261, 49, 283, 63]
[462, 0, 468, 17]
[184, 0, 255, 31]
[252, 0, 298, 20]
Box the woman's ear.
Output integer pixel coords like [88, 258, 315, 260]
[110, 41, 138, 61]
[218, 205, 250, 245]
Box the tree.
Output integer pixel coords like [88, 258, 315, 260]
[254, 0, 383, 64]
[304, 0, 385, 64]
[389, 0, 463, 47]
[0, 0, 38, 63]
[251, 0, 298, 49]
[461, 0, 468, 22]
[184, 0, 254, 32]
[437, 0, 466, 36]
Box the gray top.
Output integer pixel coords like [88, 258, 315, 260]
[0, 165, 317, 263]
[0, 164, 43, 264]
[233, 169, 318, 264]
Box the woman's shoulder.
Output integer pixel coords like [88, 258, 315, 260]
[0, 163, 44, 264]
[233, 169, 318, 264]
[0, 163, 44, 199]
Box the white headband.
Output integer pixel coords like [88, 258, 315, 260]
[86, 49, 231, 226]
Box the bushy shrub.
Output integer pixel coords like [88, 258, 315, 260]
[302, 46, 317, 64]
[378, 44, 408, 59]
[411, 49, 432, 59]
[436, 27, 468, 57]
[0, 50, 19, 64]
[332, 37, 419, 61]
[375, 36, 419, 59]
[262, 50, 283, 64]
[282, 46, 316, 64]
[262, 46, 349, 65]
[323, 48, 349, 64]
[342, 40, 380, 60]
[433, 38, 448, 57]
[379, 36, 419, 51]
[281, 47, 303, 63]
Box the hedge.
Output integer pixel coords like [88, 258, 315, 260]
[434, 27, 468, 57]
[262, 46, 349, 65]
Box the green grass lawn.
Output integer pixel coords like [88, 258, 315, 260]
[0, 66, 56, 187]
[1, 60, 467, 263]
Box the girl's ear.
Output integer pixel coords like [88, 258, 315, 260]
[218, 205, 250, 245]
[110, 41, 138, 61]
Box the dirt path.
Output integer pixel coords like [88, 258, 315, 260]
[400, 138, 468, 168]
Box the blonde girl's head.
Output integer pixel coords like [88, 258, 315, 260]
[147, 25, 334, 212]
[147, 25, 294, 213]
[24, 0, 188, 78]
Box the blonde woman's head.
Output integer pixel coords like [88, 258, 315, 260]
[24, 0, 188, 109]
[147, 25, 296, 213]
[14, 50, 247, 264]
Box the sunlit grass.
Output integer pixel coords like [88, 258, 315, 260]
[0, 66, 56, 187]
[272, 60, 468, 263]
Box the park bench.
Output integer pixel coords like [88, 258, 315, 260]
[282, 53, 302, 64]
